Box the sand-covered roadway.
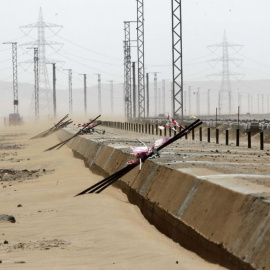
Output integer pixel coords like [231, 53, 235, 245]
[0, 123, 227, 270]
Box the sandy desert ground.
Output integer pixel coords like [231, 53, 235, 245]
[0, 123, 228, 270]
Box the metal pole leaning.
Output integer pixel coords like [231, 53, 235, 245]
[74, 120, 203, 196]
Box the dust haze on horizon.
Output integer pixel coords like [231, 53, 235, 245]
[0, 0, 270, 122]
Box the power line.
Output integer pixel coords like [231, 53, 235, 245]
[65, 51, 123, 67]
[56, 34, 123, 62]
[48, 46, 123, 78]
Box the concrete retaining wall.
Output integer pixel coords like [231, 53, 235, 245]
[58, 129, 270, 270]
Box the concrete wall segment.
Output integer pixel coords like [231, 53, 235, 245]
[103, 149, 132, 175]
[94, 145, 114, 170]
[57, 128, 270, 270]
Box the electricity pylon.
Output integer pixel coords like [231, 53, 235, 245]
[3, 42, 19, 114]
[124, 22, 132, 120]
[20, 8, 62, 117]
[137, 0, 146, 119]
[123, 21, 137, 120]
[208, 31, 243, 115]
[171, 0, 183, 121]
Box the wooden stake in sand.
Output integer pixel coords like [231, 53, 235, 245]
[75, 119, 202, 196]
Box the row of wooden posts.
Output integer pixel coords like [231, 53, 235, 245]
[100, 121, 265, 150]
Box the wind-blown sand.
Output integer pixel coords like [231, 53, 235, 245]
[0, 124, 227, 269]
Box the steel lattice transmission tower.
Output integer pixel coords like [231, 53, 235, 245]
[3, 42, 19, 114]
[137, 0, 146, 119]
[20, 8, 62, 117]
[33, 48, 39, 121]
[208, 31, 243, 115]
[171, 0, 183, 121]
[124, 21, 132, 120]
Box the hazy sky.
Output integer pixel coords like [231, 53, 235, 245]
[1, 0, 270, 119]
[0, 0, 270, 88]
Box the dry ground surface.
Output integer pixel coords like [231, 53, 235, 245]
[0, 123, 228, 270]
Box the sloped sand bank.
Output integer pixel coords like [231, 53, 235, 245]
[0, 124, 226, 270]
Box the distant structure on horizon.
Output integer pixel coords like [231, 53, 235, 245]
[208, 31, 243, 115]
[20, 8, 62, 118]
